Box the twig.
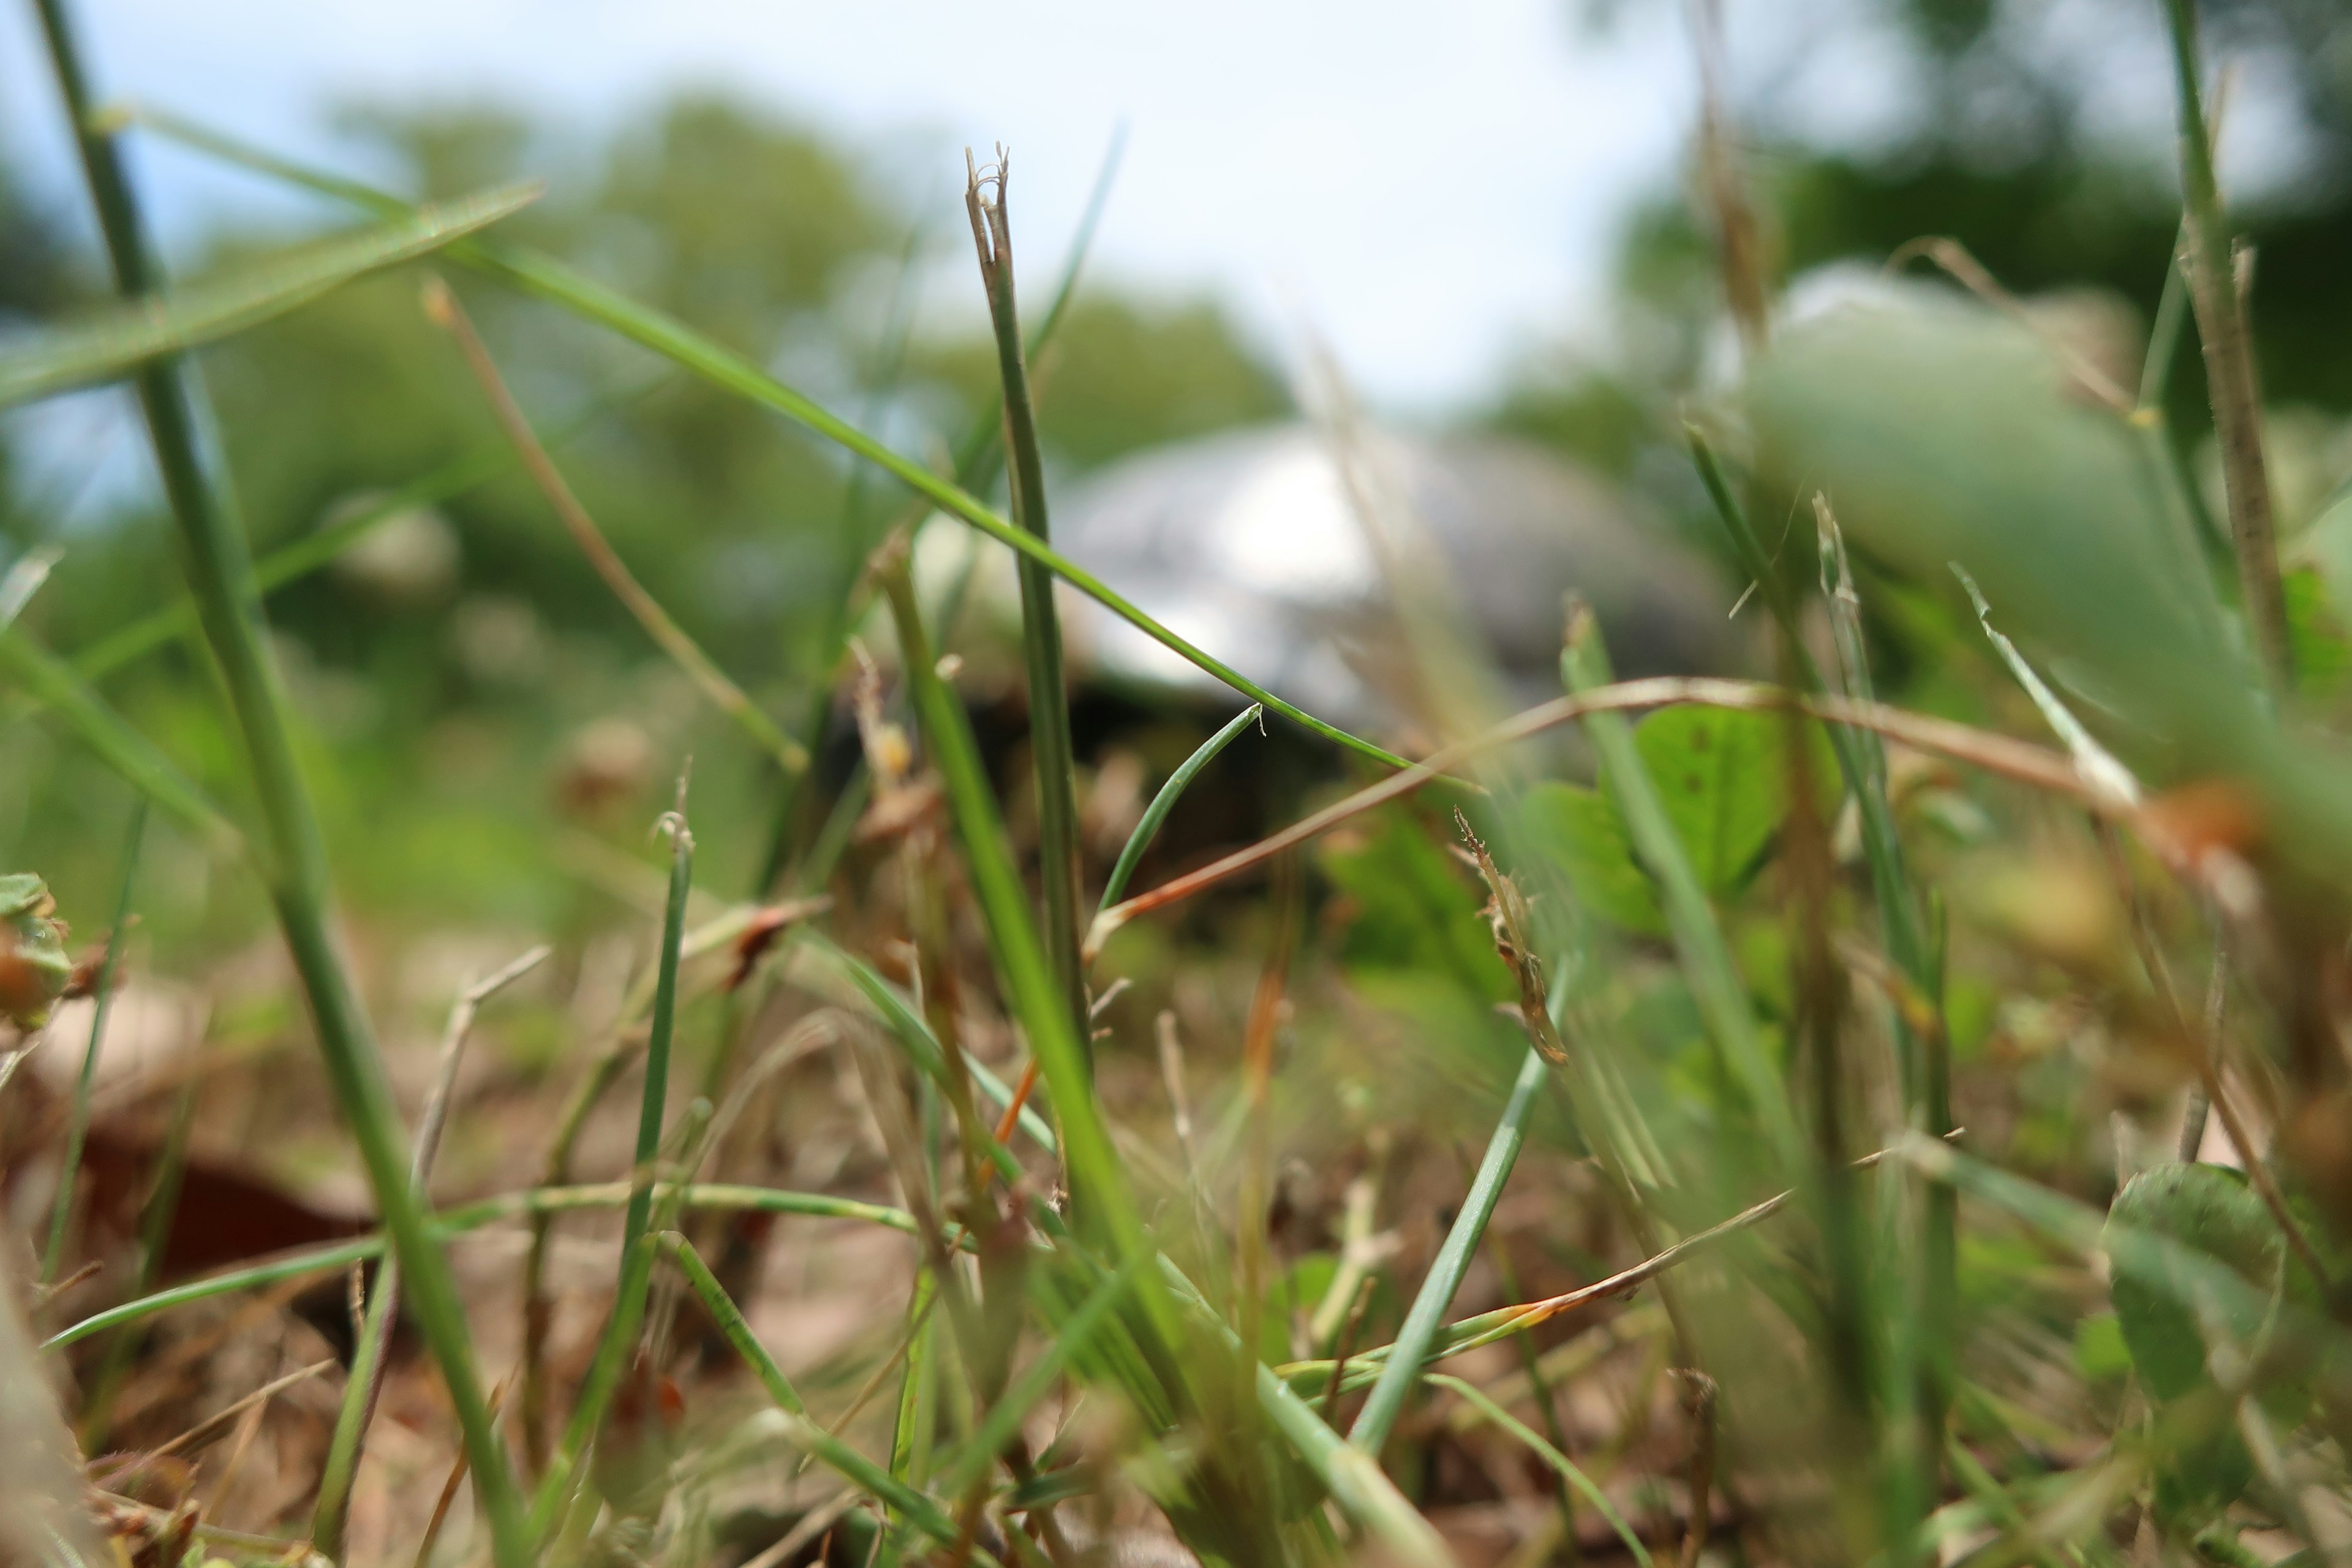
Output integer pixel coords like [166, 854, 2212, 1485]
[413, 1376, 513, 1568]
[1321, 1275, 1377, 1423]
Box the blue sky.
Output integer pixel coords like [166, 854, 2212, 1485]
[1, 0, 1715, 409]
[3, 0, 2264, 417]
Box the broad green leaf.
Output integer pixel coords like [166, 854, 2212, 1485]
[2105, 1163, 2280, 1404]
[0, 182, 538, 409]
[1626, 706, 1837, 892]
[1319, 809, 1508, 997]
[1521, 780, 1664, 935]
[2073, 1312, 2132, 1384]
[2105, 1163, 2307, 1527]
[1748, 297, 2352, 893]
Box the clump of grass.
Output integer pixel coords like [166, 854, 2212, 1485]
[15, 1, 2352, 1565]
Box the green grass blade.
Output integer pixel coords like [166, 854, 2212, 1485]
[967, 156, 1087, 1052]
[657, 1232, 986, 1557]
[33, 11, 526, 1555]
[1561, 611, 1800, 1171]
[1349, 1043, 1547, 1455]
[878, 561, 1142, 1264]
[41, 800, 145, 1283]
[0, 183, 538, 410]
[1097, 704, 1261, 915]
[77, 1078, 194, 1450]
[124, 106, 1414, 775]
[889, 1270, 941, 1499]
[799, 933, 1059, 1159]
[44, 1180, 928, 1353]
[530, 789, 693, 1533]
[0, 628, 240, 851]
[1427, 1373, 1651, 1568]
[932, 1248, 1147, 1501]
[1144, 1257, 1454, 1566]
[2164, 0, 2287, 685]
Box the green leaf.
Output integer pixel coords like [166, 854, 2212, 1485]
[1640, 706, 1839, 891]
[1521, 780, 1664, 935]
[2105, 1163, 2281, 1405]
[0, 183, 540, 409]
[1, 873, 72, 1030]
[2073, 1312, 2132, 1384]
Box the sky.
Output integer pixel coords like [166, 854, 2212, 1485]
[0, 0, 1725, 411]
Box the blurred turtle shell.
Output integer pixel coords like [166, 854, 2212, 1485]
[1047, 423, 1736, 733]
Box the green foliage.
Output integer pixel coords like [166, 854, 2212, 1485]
[1318, 806, 1506, 998]
[2106, 1164, 2281, 1404]
[0, 871, 70, 1029]
[1523, 778, 1663, 934]
[1520, 708, 1840, 936]
[2105, 1163, 2311, 1528]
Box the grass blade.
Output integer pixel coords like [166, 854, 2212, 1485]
[45, 1179, 931, 1353]
[875, 556, 1143, 1265]
[657, 1232, 985, 1558]
[799, 932, 1059, 1160]
[1349, 1043, 1547, 1454]
[0, 183, 538, 410]
[77, 1077, 194, 1450]
[2163, 0, 2286, 685]
[1429, 1373, 1651, 1568]
[935, 1251, 1146, 1504]
[1096, 703, 1260, 916]
[124, 105, 1416, 775]
[40, 799, 145, 1283]
[530, 779, 694, 1533]
[423, 279, 806, 775]
[2, 380, 658, 726]
[965, 149, 1087, 1048]
[313, 944, 547, 1560]
[0, 628, 240, 851]
[30, 10, 526, 1557]
[1562, 611, 1798, 1170]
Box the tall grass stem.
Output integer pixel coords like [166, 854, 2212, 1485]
[30, 9, 524, 1558]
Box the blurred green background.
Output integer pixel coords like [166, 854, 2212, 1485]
[4, 0, 2350, 970]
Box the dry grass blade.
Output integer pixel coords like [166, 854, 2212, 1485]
[423, 276, 807, 774]
[1090, 677, 2092, 953]
[314, 943, 549, 1556]
[140, 1357, 336, 1463]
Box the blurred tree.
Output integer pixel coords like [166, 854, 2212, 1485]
[1502, 0, 2352, 502]
[1, 94, 1295, 917]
